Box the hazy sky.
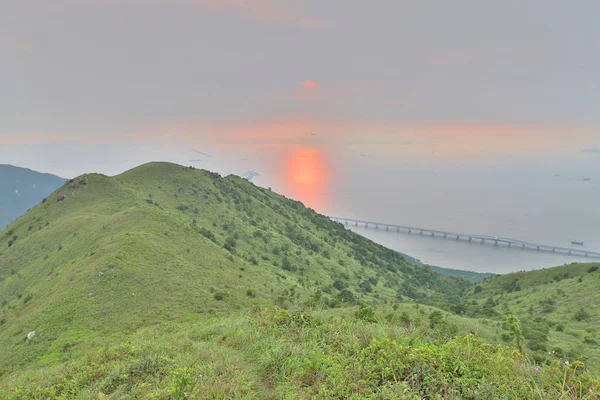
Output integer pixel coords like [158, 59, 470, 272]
[2, 0, 599, 178]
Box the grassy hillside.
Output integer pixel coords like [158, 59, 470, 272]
[4, 305, 598, 399]
[0, 162, 598, 398]
[0, 163, 465, 370]
[465, 262, 600, 372]
[0, 165, 66, 228]
[430, 265, 496, 283]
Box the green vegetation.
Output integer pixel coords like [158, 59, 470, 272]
[3, 307, 598, 399]
[466, 262, 600, 373]
[0, 162, 598, 398]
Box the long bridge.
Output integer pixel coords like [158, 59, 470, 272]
[328, 216, 600, 259]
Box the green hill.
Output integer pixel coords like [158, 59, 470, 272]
[0, 162, 597, 398]
[0, 165, 66, 229]
[465, 262, 600, 372]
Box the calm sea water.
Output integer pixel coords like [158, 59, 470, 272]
[323, 160, 600, 273]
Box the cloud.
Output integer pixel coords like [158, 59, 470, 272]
[583, 148, 600, 153]
[3, 121, 599, 162]
[428, 50, 492, 67]
[0, 36, 38, 53]
[90, 0, 319, 27]
[197, 0, 319, 27]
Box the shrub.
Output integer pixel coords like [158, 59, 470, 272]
[22, 293, 33, 304]
[337, 289, 356, 304]
[246, 289, 256, 298]
[355, 306, 376, 322]
[587, 265, 599, 273]
[574, 308, 590, 321]
[429, 310, 444, 328]
[213, 292, 226, 301]
[332, 280, 346, 291]
[223, 238, 237, 253]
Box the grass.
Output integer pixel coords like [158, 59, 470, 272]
[466, 262, 600, 372]
[0, 163, 466, 374]
[3, 307, 598, 399]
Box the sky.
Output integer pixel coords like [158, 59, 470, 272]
[2, 0, 600, 179]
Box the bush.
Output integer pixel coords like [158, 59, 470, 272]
[213, 292, 226, 301]
[355, 306, 376, 322]
[223, 238, 237, 253]
[429, 310, 444, 328]
[574, 308, 590, 321]
[337, 289, 356, 304]
[246, 289, 256, 298]
[22, 293, 33, 304]
[587, 265, 599, 273]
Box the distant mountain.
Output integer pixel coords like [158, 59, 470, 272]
[0, 165, 66, 228]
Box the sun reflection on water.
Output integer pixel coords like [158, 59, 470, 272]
[283, 147, 330, 212]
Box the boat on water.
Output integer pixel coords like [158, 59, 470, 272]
[571, 241, 585, 246]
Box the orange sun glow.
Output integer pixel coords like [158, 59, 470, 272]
[284, 147, 329, 211]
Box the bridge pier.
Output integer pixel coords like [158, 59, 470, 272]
[508, 243, 512, 248]
[469, 237, 472, 242]
[420, 230, 423, 235]
[386, 225, 389, 231]
[408, 229, 411, 234]
[494, 240, 498, 246]
[443, 233, 447, 238]
[455, 235, 460, 240]
[536, 246, 540, 251]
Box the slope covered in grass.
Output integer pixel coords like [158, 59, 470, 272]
[3, 306, 598, 399]
[0, 162, 467, 374]
[465, 262, 600, 372]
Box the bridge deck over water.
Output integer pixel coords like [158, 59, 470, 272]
[329, 216, 600, 259]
